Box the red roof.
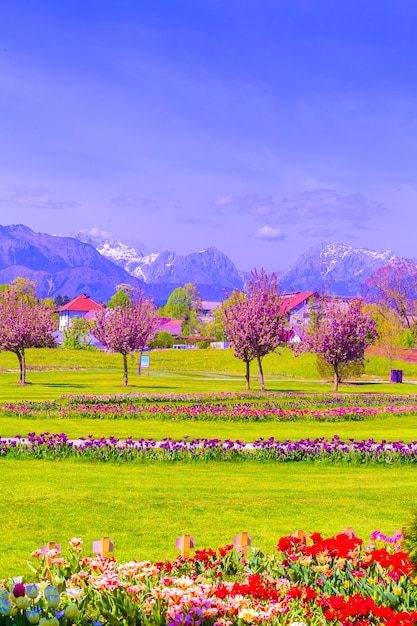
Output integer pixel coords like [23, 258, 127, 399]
[57, 294, 104, 313]
[157, 318, 183, 336]
[281, 291, 318, 314]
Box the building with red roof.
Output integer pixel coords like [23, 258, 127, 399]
[57, 294, 104, 331]
[280, 291, 320, 341]
[156, 317, 183, 337]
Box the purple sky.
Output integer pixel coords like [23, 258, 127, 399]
[1, 0, 416, 272]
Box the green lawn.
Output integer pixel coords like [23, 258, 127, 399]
[2, 413, 417, 442]
[1, 346, 417, 578]
[1, 459, 414, 579]
[0, 346, 415, 401]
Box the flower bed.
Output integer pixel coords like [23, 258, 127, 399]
[1, 530, 417, 624]
[2, 433, 417, 464]
[2, 392, 417, 422]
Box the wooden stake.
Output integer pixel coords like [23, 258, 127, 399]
[40, 541, 61, 567]
[292, 530, 307, 544]
[343, 526, 355, 539]
[92, 536, 114, 557]
[175, 534, 194, 558]
[233, 532, 252, 555]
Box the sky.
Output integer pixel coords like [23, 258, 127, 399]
[1, 0, 417, 273]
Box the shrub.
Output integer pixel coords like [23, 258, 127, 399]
[149, 331, 174, 349]
[316, 355, 365, 382]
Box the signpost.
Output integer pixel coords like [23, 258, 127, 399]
[138, 353, 150, 375]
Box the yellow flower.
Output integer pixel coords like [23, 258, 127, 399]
[64, 604, 80, 620]
[317, 553, 329, 564]
[15, 597, 30, 610]
[238, 607, 260, 623]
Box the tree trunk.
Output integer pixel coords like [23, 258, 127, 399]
[122, 353, 129, 386]
[16, 349, 26, 385]
[245, 360, 250, 390]
[257, 355, 265, 392]
[333, 370, 339, 392]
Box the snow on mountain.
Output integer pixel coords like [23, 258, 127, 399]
[1, 225, 408, 303]
[82, 236, 402, 299]
[91, 240, 244, 291]
[279, 242, 397, 296]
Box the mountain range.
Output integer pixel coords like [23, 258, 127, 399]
[0, 224, 403, 303]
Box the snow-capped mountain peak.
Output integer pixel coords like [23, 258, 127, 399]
[279, 242, 397, 295]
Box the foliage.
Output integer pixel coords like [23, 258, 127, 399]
[0, 279, 55, 384]
[53, 294, 70, 308]
[161, 286, 202, 336]
[203, 306, 225, 341]
[149, 330, 174, 349]
[402, 328, 417, 349]
[301, 299, 378, 392]
[184, 282, 202, 312]
[316, 355, 365, 381]
[181, 308, 201, 336]
[195, 338, 211, 349]
[364, 258, 417, 328]
[403, 509, 417, 573]
[62, 317, 94, 350]
[108, 284, 133, 309]
[91, 293, 158, 385]
[162, 287, 192, 320]
[365, 303, 407, 372]
[222, 268, 289, 391]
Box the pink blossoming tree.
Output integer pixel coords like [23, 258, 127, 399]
[222, 268, 290, 391]
[0, 279, 55, 384]
[91, 294, 158, 385]
[301, 298, 378, 392]
[364, 258, 417, 328]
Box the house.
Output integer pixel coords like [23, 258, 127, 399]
[199, 300, 221, 323]
[156, 317, 183, 337]
[57, 294, 104, 331]
[281, 291, 320, 340]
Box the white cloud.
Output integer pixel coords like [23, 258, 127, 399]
[215, 195, 233, 206]
[300, 227, 338, 238]
[254, 226, 285, 240]
[5, 187, 78, 210]
[214, 193, 275, 216]
[81, 227, 112, 240]
[112, 195, 159, 210]
[276, 188, 387, 226]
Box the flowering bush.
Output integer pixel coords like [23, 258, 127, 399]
[1, 530, 417, 625]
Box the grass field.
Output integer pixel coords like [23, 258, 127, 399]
[1, 346, 417, 579]
[1, 459, 415, 578]
[2, 414, 417, 442]
[0, 346, 417, 400]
